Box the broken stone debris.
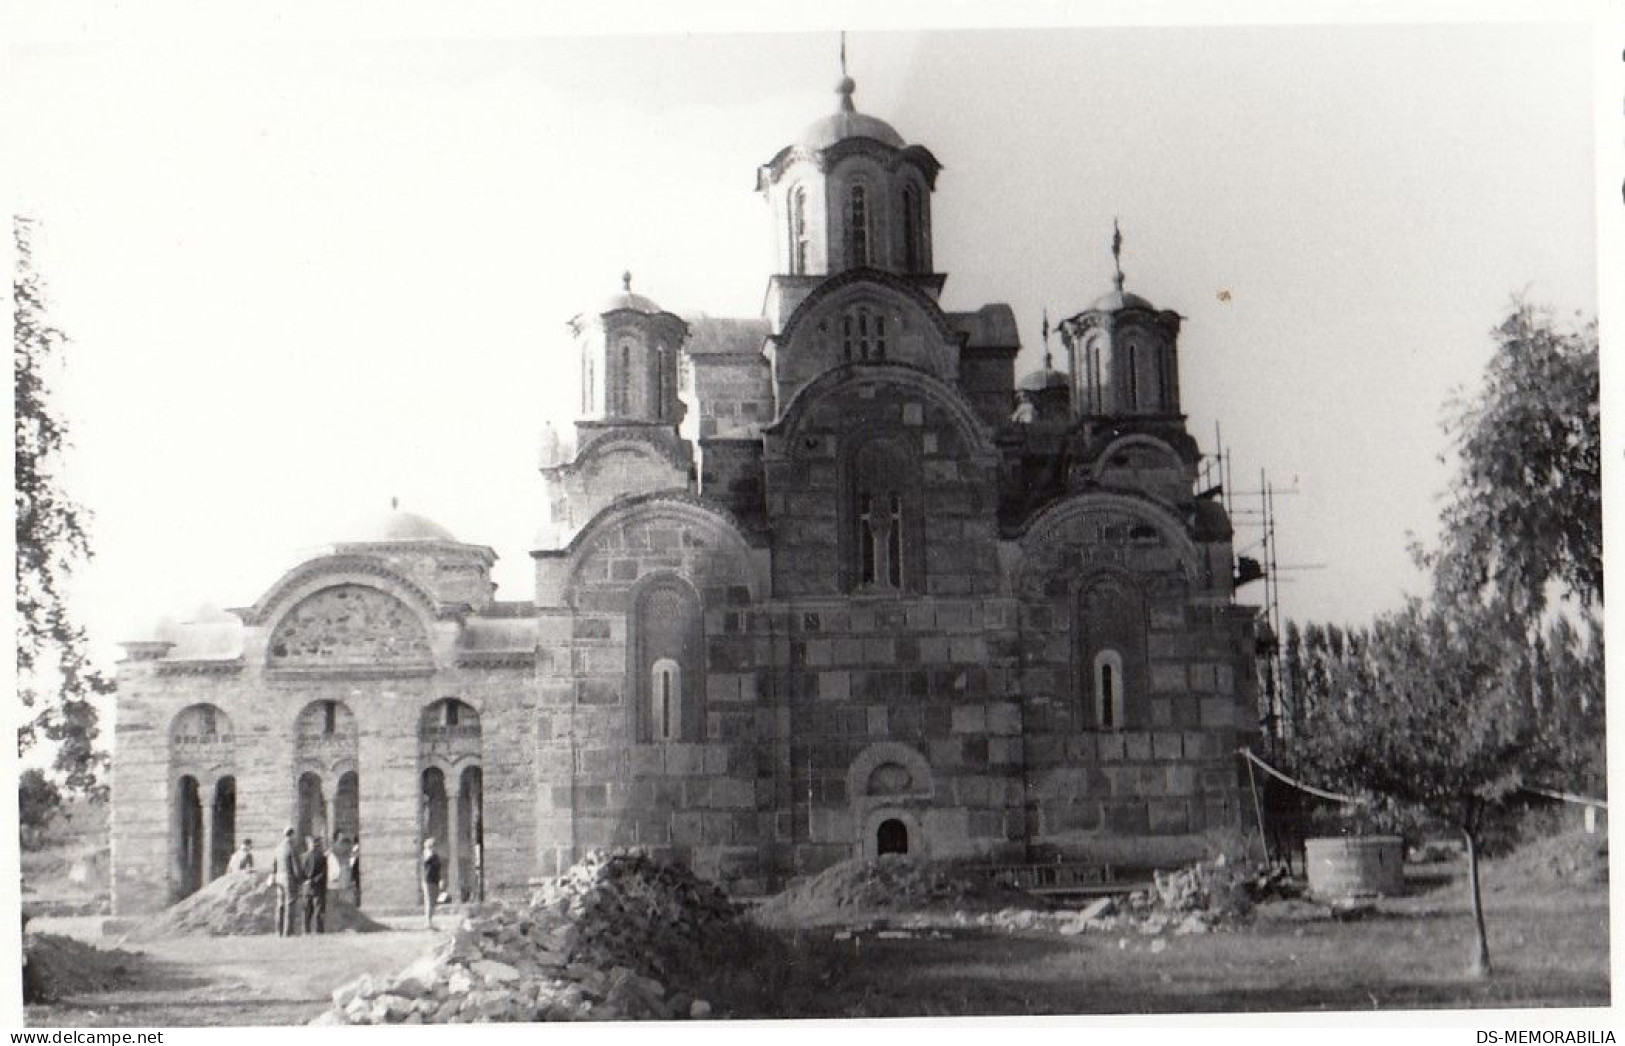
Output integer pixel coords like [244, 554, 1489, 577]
[317, 848, 728, 1023]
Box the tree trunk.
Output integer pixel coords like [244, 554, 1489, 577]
[1463, 827, 1491, 977]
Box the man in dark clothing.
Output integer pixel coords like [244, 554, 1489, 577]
[271, 827, 302, 937]
[349, 840, 362, 909]
[421, 839, 442, 930]
[302, 836, 328, 934]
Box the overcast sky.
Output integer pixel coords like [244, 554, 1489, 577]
[7, 10, 1607, 670]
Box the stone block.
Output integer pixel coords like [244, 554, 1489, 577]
[1151, 663, 1186, 692]
[1198, 697, 1233, 728]
[1105, 801, 1150, 834]
[1045, 802, 1101, 834]
[1151, 731, 1185, 761]
[1149, 799, 1190, 834]
[950, 704, 987, 735]
[1123, 731, 1152, 762]
[986, 702, 1021, 735]
[866, 705, 888, 737]
[1096, 732, 1126, 762]
[1149, 698, 1173, 727]
[863, 638, 897, 663]
[1165, 764, 1199, 796]
[817, 671, 850, 702]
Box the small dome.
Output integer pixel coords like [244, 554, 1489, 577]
[361, 508, 458, 544]
[1018, 367, 1070, 392]
[1091, 288, 1157, 312]
[795, 77, 905, 150]
[597, 271, 665, 317]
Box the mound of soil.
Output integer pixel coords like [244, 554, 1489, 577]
[128, 870, 385, 938]
[23, 933, 138, 1003]
[751, 855, 1032, 927]
[1486, 829, 1608, 890]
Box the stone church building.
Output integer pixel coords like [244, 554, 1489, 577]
[111, 72, 1259, 915]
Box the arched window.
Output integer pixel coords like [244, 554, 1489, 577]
[1077, 575, 1147, 729]
[789, 184, 809, 274]
[841, 306, 887, 361]
[651, 658, 681, 742]
[902, 183, 923, 272]
[617, 338, 634, 415]
[844, 438, 922, 593]
[849, 184, 869, 267]
[630, 579, 704, 742]
[1126, 340, 1140, 411]
[1094, 649, 1125, 730]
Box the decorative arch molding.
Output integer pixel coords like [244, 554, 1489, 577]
[775, 267, 961, 352]
[265, 583, 434, 669]
[846, 742, 935, 806]
[557, 492, 759, 598]
[1015, 491, 1203, 584]
[769, 362, 999, 465]
[552, 426, 693, 478]
[237, 555, 449, 629]
[169, 703, 234, 777]
[1090, 434, 1188, 479]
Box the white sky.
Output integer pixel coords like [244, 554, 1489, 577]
[5, 8, 1608, 672]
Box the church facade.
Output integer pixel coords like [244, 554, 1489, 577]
[111, 73, 1259, 915]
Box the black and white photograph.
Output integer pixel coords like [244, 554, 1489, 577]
[7, 0, 1617, 1032]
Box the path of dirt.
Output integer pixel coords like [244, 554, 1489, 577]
[25, 928, 444, 1027]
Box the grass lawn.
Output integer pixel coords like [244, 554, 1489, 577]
[734, 874, 1609, 1018]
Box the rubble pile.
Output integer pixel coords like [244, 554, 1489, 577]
[764, 855, 1306, 939]
[752, 855, 1033, 927]
[23, 932, 138, 1003]
[128, 870, 385, 938]
[316, 848, 733, 1024]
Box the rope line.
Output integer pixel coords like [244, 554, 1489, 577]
[1237, 748, 1607, 811]
[1235, 747, 1369, 805]
[1523, 786, 1608, 810]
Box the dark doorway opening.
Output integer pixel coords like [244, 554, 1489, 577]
[877, 818, 909, 856]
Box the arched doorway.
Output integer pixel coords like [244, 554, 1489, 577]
[296, 771, 327, 845]
[210, 776, 237, 880]
[173, 775, 203, 899]
[877, 818, 909, 856]
[169, 704, 234, 902]
[419, 698, 482, 901]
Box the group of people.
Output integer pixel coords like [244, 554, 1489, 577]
[228, 829, 451, 933]
[234, 828, 361, 936]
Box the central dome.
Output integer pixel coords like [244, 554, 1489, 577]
[361, 507, 458, 544]
[795, 76, 905, 151]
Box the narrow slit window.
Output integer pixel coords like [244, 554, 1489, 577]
[849, 185, 869, 266]
[859, 492, 877, 585]
[651, 659, 681, 742]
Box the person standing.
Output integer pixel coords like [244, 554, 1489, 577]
[226, 838, 255, 874]
[271, 828, 301, 937]
[421, 839, 442, 930]
[302, 836, 328, 934]
[348, 840, 362, 909]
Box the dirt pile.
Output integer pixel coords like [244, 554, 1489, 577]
[1487, 829, 1608, 890]
[128, 870, 385, 938]
[23, 933, 138, 1003]
[752, 855, 1034, 927]
[316, 848, 734, 1024]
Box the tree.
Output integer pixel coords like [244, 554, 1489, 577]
[18, 768, 62, 836]
[14, 216, 111, 797]
[1298, 597, 1569, 977]
[1432, 301, 1601, 621]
